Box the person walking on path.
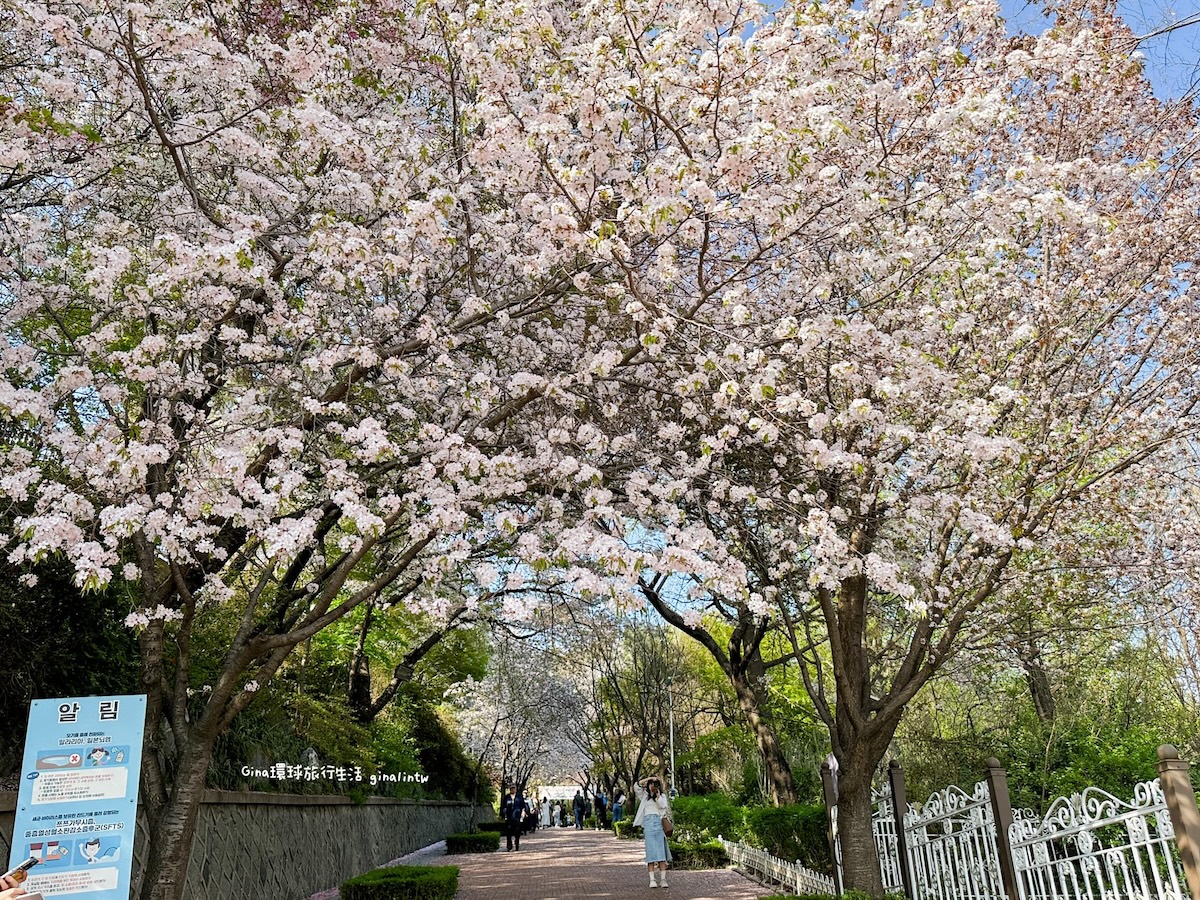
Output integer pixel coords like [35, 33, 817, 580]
[540, 795, 552, 828]
[634, 775, 672, 888]
[572, 790, 586, 829]
[613, 788, 626, 824]
[500, 784, 529, 851]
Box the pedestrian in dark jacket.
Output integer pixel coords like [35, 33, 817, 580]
[501, 784, 529, 851]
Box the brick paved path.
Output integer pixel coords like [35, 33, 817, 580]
[436, 827, 768, 900]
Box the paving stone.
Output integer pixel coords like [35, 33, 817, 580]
[426, 827, 768, 900]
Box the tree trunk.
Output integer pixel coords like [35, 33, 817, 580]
[1018, 646, 1056, 722]
[348, 650, 373, 723]
[731, 673, 797, 805]
[826, 688, 905, 897]
[136, 738, 214, 900]
[348, 600, 375, 723]
[837, 771, 884, 897]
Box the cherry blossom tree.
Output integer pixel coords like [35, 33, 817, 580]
[446, 0, 1200, 892]
[6, 0, 1200, 896]
[449, 635, 589, 796]
[0, 0, 614, 895]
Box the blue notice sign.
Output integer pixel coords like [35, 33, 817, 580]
[10, 695, 146, 900]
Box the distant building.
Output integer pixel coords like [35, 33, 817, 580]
[536, 783, 583, 801]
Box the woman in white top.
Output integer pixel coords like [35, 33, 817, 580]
[633, 775, 672, 888]
[540, 796, 552, 828]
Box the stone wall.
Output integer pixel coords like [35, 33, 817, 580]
[1, 791, 482, 900]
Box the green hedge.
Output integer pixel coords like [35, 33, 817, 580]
[666, 795, 829, 874]
[445, 830, 500, 854]
[341, 865, 459, 900]
[744, 804, 831, 874]
[473, 821, 504, 833]
[671, 793, 748, 841]
[612, 793, 830, 874]
[667, 838, 729, 869]
[614, 820, 643, 840]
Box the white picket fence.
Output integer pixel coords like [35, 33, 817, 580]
[868, 777, 1187, 900]
[721, 836, 838, 895]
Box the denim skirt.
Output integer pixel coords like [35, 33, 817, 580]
[642, 814, 672, 863]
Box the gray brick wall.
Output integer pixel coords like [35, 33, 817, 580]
[2, 791, 482, 900]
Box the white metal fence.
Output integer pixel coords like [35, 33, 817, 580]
[865, 776, 1188, 900]
[1009, 782, 1186, 900]
[873, 786, 905, 893]
[721, 836, 838, 895]
[906, 781, 1007, 900]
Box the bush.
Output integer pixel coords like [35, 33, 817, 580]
[444, 831, 500, 854]
[671, 793, 747, 841]
[473, 821, 504, 833]
[744, 804, 831, 874]
[614, 820, 644, 840]
[341, 865, 458, 900]
[667, 838, 729, 869]
[583, 815, 598, 829]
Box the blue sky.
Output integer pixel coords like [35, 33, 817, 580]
[1000, 0, 1200, 99]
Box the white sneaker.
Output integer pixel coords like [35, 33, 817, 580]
[659, 877, 669, 889]
[649, 876, 659, 888]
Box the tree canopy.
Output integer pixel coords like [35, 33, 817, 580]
[2, 0, 1199, 895]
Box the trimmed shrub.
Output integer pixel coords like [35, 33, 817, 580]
[671, 793, 747, 841]
[613, 820, 643, 840]
[583, 815, 599, 828]
[473, 821, 504, 833]
[744, 804, 831, 874]
[667, 838, 729, 869]
[341, 865, 459, 900]
[444, 831, 500, 854]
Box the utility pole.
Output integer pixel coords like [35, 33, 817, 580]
[666, 675, 677, 798]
